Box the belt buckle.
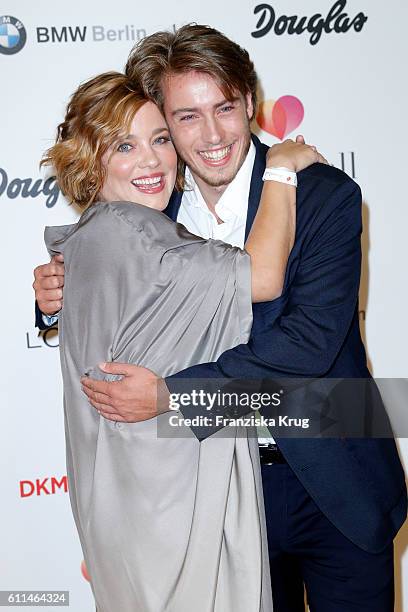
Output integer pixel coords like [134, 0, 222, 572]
[259, 443, 284, 466]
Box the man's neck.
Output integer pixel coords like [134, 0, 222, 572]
[192, 174, 229, 215]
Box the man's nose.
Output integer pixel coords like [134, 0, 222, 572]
[201, 116, 224, 146]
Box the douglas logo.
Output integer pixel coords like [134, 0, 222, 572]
[252, 0, 368, 45]
[0, 168, 60, 208]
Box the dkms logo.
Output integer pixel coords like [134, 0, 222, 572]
[0, 15, 27, 55]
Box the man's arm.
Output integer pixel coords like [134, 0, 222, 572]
[172, 178, 362, 380]
[82, 178, 363, 433]
[33, 254, 64, 329]
[159, 177, 363, 436]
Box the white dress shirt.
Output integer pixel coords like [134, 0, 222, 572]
[177, 144, 274, 445]
[177, 144, 255, 247]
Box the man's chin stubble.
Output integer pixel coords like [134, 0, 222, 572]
[193, 166, 238, 189]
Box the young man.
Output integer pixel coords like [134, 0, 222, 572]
[34, 24, 406, 612]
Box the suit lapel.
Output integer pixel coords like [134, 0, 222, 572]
[163, 190, 183, 221]
[245, 134, 269, 240]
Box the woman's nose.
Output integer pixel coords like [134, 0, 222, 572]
[136, 146, 160, 169]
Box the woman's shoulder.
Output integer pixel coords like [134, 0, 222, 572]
[45, 200, 205, 256]
[99, 200, 173, 228]
[89, 201, 205, 250]
[44, 202, 150, 252]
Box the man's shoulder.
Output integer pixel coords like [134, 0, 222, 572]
[253, 134, 359, 194]
[299, 163, 360, 194]
[298, 164, 362, 219]
[296, 163, 362, 233]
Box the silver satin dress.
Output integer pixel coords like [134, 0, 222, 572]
[45, 201, 273, 612]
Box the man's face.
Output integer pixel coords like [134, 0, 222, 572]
[161, 71, 253, 192]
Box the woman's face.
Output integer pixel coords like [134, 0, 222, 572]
[100, 101, 177, 211]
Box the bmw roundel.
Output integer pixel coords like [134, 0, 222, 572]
[0, 16, 27, 55]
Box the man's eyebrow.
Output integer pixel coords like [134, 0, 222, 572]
[216, 96, 240, 106]
[172, 97, 240, 117]
[171, 107, 199, 117]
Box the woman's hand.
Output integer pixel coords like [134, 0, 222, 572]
[266, 135, 328, 173]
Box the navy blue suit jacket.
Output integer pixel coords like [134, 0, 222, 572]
[164, 134, 407, 553]
[35, 302, 51, 330]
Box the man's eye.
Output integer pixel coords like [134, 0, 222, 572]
[220, 105, 234, 113]
[180, 114, 196, 122]
[117, 143, 132, 153]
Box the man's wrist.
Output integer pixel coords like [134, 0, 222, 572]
[156, 378, 171, 415]
[42, 312, 59, 327]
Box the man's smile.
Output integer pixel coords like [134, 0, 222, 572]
[198, 143, 234, 166]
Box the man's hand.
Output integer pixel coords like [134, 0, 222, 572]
[80, 363, 171, 422]
[33, 254, 65, 315]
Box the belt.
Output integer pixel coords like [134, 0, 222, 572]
[258, 444, 287, 465]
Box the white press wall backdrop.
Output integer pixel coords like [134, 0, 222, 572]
[1, 1, 407, 610]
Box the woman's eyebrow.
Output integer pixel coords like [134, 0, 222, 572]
[124, 127, 169, 139]
[151, 127, 170, 135]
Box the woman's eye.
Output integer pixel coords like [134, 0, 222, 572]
[154, 136, 171, 145]
[117, 143, 133, 153]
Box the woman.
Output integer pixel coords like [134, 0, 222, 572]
[42, 72, 324, 612]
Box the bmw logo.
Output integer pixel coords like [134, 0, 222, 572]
[0, 15, 27, 55]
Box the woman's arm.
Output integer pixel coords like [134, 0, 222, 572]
[245, 139, 326, 302]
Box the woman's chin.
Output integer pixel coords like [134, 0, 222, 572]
[99, 193, 169, 211]
[137, 197, 168, 212]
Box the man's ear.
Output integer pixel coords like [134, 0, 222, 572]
[245, 92, 255, 122]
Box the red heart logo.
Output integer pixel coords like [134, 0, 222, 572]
[81, 559, 91, 582]
[256, 96, 304, 140]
